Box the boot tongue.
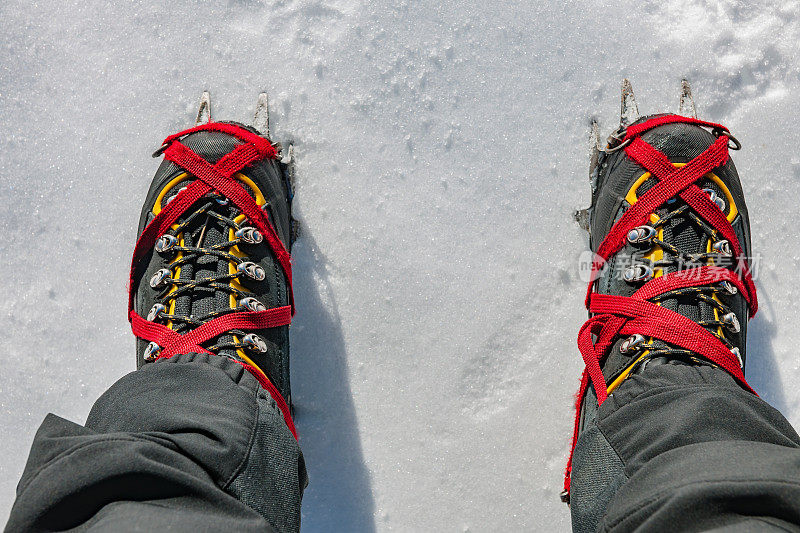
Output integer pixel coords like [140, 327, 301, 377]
[169, 203, 237, 357]
[655, 199, 715, 326]
[195, 216, 235, 341]
[169, 130, 255, 357]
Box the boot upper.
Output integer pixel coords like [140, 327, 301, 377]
[132, 123, 294, 402]
[589, 118, 753, 387]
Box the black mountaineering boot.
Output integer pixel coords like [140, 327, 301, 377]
[563, 80, 758, 503]
[128, 93, 296, 410]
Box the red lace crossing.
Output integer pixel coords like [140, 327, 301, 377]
[128, 122, 297, 438]
[563, 115, 758, 500]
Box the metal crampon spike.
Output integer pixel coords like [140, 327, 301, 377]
[253, 92, 270, 137]
[620, 79, 639, 128]
[282, 143, 295, 167]
[575, 119, 600, 234]
[679, 78, 697, 118]
[195, 91, 212, 125]
[282, 144, 301, 243]
[588, 119, 601, 178]
[574, 208, 591, 233]
[283, 144, 296, 196]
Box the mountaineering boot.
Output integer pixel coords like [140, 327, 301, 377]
[586, 118, 752, 392]
[127, 94, 296, 408]
[563, 80, 759, 503]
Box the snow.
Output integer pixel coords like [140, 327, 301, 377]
[1, 0, 800, 530]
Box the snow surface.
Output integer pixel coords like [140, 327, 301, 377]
[2, 0, 800, 530]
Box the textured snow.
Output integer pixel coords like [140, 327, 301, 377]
[1, 0, 800, 530]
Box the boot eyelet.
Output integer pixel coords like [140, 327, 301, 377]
[155, 234, 178, 253]
[242, 333, 268, 353]
[143, 342, 162, 362]
[712, 240, 732, 256]
[720, 281, 738, 295]
[164, 186, 187, 206]
[627, 225, 656, 244]
[237, 261, 266, 281]
[235, 227, 263, 244]
[624, 263, 653, 283]
[149, 268, 173, 289]
[702, 188, 726, 211]
[620, 334, 645, 354]
[239, 297, 266, 312]
[721, 312, 741, 333]
[731, 347, 743, 368]
[147, 303, 167, 322]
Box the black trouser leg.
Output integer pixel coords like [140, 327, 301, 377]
[571, 364, 800, 532]
[5, 353, 307, 533]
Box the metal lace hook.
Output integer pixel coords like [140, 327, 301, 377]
[603, 138, 631, 153]
[712, 127, 741, 150]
